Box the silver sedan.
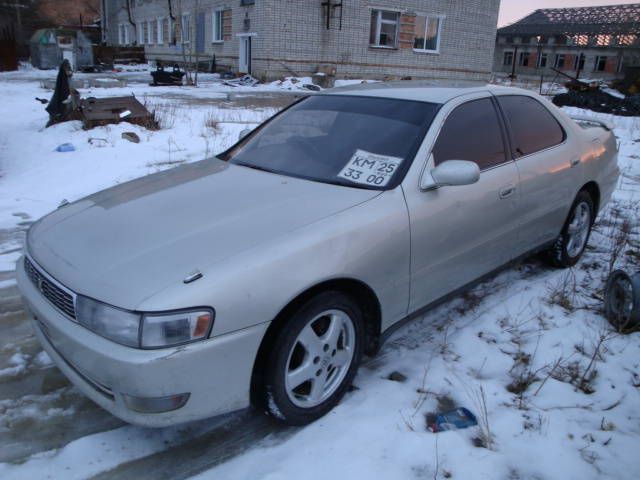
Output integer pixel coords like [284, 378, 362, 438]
[17, 84, 619, 426]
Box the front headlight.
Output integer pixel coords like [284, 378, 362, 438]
[76, 296, 141, 347]
[141, 309, 214, 349]
[76, 296, 214, 349]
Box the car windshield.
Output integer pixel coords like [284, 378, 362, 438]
[219, 95, 440, 190]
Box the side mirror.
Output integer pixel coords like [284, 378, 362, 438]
[238, 128, 252, 141]
[420, 160, 480, 191]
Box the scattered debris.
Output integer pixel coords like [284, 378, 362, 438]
[80, 96, 157, 130]
[553, 90, 640, 116]
[427, 407, 478, 433]
[45, 60, 80, 127]
[387, 371, 407, 383]
[121, 132, 141, 144]
[54, 143, 75, 153]
[35, 97, 48, 104]
[223, 74, 260, 87]
[88, 137, 108, 146]
[150, 63, 185, 86]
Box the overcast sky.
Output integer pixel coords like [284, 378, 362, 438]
[498, 0, 639, 26]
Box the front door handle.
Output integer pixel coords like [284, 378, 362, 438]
[499, 185, 516, 199]
[570, 157, 580, 168]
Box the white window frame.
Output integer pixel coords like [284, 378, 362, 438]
[212, 9, 224, 43]
[157, 18, 164, 44]
[412, 14, 444, 54]
[138, 22, 144, 45]
[369, 9, 400, 48]
[181, 14, 191, 44]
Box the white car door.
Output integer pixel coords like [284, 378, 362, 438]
[403, 95, 521, 312]
[495, 94, 579, 255]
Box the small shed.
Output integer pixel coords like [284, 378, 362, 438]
[30, 28, 94, 70]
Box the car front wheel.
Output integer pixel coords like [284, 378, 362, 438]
[262, 291, 363, 425]
[545, 190, 594, 268]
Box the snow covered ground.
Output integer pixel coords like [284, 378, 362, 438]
[0, 66, 639, 480]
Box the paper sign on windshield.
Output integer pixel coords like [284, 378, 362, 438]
[337, 150, 404, 187]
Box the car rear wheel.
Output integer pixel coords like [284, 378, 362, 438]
[545, 190, 594, 268]
[262, 291, 363, 425]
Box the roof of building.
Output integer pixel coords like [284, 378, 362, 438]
[498, 3, 640, 36]
[327, 82, 531, 104]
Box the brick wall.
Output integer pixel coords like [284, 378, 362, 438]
[105, 0, 500, 82]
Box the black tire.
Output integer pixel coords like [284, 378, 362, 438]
[545, 190, 594, 268]
[604, 270, 640, 332]
[262, 291, 364, 426]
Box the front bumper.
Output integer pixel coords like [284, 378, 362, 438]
[16, 256, 268, 427]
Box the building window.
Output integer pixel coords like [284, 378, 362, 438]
[119, 24, 128, 45]
[413, 15, 443, 52]
[518, 51, 530, 67]
[181, 14, 191, 43]
[212, 10, 223, 42]
[574, 54, 585, 71]
[138, 23, 144, 45]
[594, 56, 607, 72]
[503, 51, 513, 66]
[163, 18, 171, 44]
[148, 20, 155, 45]
[157, 18, 163, 44]
[617, 34, 637, 46]
[369, 10, 399, 48]
[538, 53, 548, 68]
[572, 34, 589, 46]
[555, 54, 566, 68]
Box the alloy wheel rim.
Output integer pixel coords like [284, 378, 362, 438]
[566, 201, 591, 258]
[284, 309, 356, 408]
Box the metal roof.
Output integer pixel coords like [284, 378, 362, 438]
[498, 3, 640, 36]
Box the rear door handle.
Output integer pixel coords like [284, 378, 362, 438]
[499, 186, 516, 199]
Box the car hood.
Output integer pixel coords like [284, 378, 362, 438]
[27, 159, 380, 310]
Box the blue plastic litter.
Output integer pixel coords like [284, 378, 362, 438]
[55, 143, 76, 152]
[428, 407, 478, 432]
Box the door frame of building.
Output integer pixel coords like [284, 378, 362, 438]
[237, 32, 256, 75]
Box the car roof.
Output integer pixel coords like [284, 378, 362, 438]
[325, 81, 529, 104]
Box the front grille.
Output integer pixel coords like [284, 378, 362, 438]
[24, 256, 76, 320]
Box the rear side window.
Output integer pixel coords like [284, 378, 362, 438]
[497, 95, 565, 157]
[432, 98, 507, 170]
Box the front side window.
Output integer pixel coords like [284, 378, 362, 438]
[432, 98, 507, 171]
[413, 15, 442, 52]
[213, 10, 223, 42]
[221, 96, 439, 190]
[369, 10, 399, 48]
[498, 96, 565, 157]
